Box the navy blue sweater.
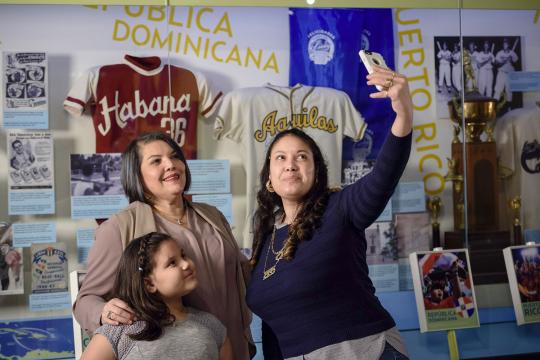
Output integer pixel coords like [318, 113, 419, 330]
[246, 132, 412, 358]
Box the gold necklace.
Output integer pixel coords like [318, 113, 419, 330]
[153, 205, 186, 225]
[262, 225, 286, 280]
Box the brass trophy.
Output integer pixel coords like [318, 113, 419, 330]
[443, 49, 511, 284]
[509, 196, 522, 245]
[427, 196, 442, 248]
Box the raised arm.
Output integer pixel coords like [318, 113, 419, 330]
[367, 64, 413, 138]
[338, 66, 413, 228]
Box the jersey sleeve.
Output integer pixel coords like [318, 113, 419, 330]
[213, 90, 244, 142]
[63, 67, 99, 117]
[193, 70, 223, 119]
[339, 89, 367, 141]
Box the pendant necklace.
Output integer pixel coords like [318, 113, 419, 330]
[262, 225, 285, 280]
[153, 204, 186, 225]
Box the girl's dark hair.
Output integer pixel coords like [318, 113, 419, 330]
[121, 132, 191, 203]
[112, 231, 175, 341]
[250, 128, 332, 267]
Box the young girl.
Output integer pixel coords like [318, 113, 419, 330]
[81, 232, 233, 360]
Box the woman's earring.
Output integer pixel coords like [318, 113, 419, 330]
[144, 192, 153, 203]
[266, 180, 275, 193]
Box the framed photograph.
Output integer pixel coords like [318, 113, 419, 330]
[503, 244, 540, 325]
[410, 249, 480, 332]
[434, 35, 522, 119]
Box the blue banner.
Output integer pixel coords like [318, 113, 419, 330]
[289, 8, 395, 160]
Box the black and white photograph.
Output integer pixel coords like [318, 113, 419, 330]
[26, 65, 45, 82]
[6, 83, 25, 99]
[0, 222, 24, 296]
[70, 153, 124, 196]
[9, 138, 35, 171]
[365, 221, 398, 265]
[26, 82, 45, 98]
[434, 36, 522, 118]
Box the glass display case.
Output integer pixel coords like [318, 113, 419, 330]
[0, 1, 538, 359]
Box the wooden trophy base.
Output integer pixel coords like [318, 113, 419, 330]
[444, 230, 511, 284]
[451, 142, 499, 231]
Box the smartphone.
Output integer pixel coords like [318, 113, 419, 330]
[359, 50, 390, 91]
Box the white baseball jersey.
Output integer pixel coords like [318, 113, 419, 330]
[452, 51, 462, 91]
[214, 83, 366, 246]
[495, 106, 540, 230]
[495, 49, 518, 73]
[477, 51, 495, 97]
[494, 49, 518, 101]
[64, 55, 222, 158]
[437, 49, 452, 87]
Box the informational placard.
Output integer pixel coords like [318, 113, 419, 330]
[7, 131, 55, 215]
[392, 181, 426, 213]
[365, 221, 399, 292]
[2, 52, 48, 129]
[31, 242, 68, 294]
[186, 160, 230, 195]
[12, 222, 56, 247]
[410, 249, 480, 332]
[76, 228, 95, 265]
[29, 292, 71, 312]
[509, 71, 540, 92]
[192, 193, 233, 225]
[503, 244, 540, 325]
[70, 153, 127, 219]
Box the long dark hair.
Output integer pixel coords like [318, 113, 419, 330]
[121, 132, 192, 203]
[112, 232, 175, 341]
[251, 128, 332, 267]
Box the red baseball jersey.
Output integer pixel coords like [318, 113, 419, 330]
[64, 55, 222, 158]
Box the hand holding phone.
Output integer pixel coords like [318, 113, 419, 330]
[359, 50, 390, 91]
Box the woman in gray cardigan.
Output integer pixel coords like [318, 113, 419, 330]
[73, 132, 254, 360]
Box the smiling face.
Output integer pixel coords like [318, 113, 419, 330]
[145, 239, 197, 301]
[138, 140, 186, 202]
[12, 141, 23, 154]
[268, 134, 315, 203]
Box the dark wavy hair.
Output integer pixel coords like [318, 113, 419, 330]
[250, 128, 332, 267]
[112, 232, 175, 341]
[121, 132, 191, 204]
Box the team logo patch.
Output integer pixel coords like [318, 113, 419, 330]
[521, 139, 540, 174]
[308, 30, 335, 65]
[454, 296, 475, 318]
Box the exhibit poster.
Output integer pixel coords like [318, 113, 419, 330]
[503, 244, 540, 325]
[7, 131, 55, 215]
[70, 153, 127, 219]
[410, 249, 480, 332]
[2, 51, 48, 129]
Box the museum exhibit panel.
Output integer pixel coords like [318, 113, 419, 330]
[0, 0, 539, 359]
